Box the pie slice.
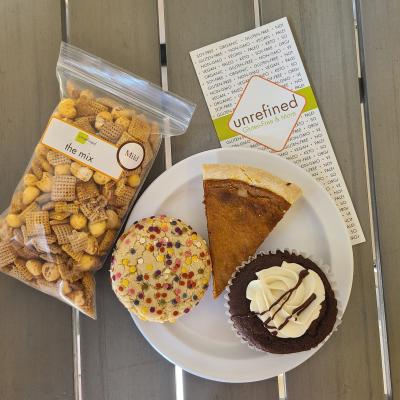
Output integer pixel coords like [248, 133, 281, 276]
[203, 164, 302, 298]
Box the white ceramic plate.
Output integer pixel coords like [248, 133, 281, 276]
[126, 148, 353, 383]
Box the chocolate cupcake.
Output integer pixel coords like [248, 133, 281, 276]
[227, 250, 338, 354]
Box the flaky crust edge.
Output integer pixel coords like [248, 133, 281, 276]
[202, 164, 302, 204]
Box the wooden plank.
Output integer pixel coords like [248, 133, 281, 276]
[165, 0, 255, 164]
[67, 1, 175, 399]
[164, 1, 279, 398]
[357, 0, 400, 396]
[0, 1, 75, 400]
[259, 1, 384, 399]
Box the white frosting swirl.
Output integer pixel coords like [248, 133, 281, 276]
[246, 261, 325, 338]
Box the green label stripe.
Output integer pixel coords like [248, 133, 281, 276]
[296, 86, 317, 113]
[213, 86, 318, 141]
[75, 131, 88, 144]
[213, 115, 238, 142]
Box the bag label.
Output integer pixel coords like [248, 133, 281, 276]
[41, 118, 143, 180]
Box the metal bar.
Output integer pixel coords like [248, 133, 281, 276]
[61, 1, 82, 399]
[72, 309, 83, 400]
[256, 1, 285, 397]
[278, 373, 288, 400]
[353, 1, 392, 398]
[253, 0, 261, 27]
[157, 0, 172, 170]
[60, 0, 70, 43]
[157, 1, 181, 398]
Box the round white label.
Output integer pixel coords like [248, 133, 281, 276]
[117, 141, 145, 171]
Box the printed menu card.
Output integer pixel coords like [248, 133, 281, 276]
[190, 17, 365, 245]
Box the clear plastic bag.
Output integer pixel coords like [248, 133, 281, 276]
[0, 42, 195, 318]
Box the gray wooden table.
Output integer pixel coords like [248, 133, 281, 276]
[0, 0, 397, 399]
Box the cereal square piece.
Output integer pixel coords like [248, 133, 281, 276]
[79, 195, 107, 222]
[149, 133, 162, 153]
[47, 150, 71, 166]
[20, 225, 29, 244]
[20, 201, 40, 223]
[68, 203, 80, 215]
[54, 202, 69, 213]
[98, 230, 116, 255]
[51, 175, 76, 201]
[55, 201, 79, 215]
[73, 117, 95, 133]
[99, 121, 123, 144]
[26, 211, 51, 236]
[142, 141, 154, 170]
[11, 258, 34, 282]
[62, 243, 83, 262]
[45, 234, 58, 244]
[82, 271, 95, 295]
[90, 207, 107, 223]
[128, 114, 151, 142]
[88, 100, 108, 114]
[0, 241, 17, 267]
[116, 131, 133, 147]
[58, 263, 83, 282]
[76, 99, 108, 117]
[79, 200, 97, 220]
[68, 230, 89, 253]
[86, 115, 96, 124]
[52, 223, 73, 245]
[114, 180, 127, 197]
[82, 272, 95, 306]
[112, 186, 135, 207]
[76, 181, 99, 202]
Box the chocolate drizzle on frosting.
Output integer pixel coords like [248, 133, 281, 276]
[256, 269, 318, 333]
[275, 293, 317, 331]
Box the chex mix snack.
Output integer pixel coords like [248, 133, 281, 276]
[0, 42, 194, 318]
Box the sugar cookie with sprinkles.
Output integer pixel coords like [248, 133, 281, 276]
[111, 215, 212, 322]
